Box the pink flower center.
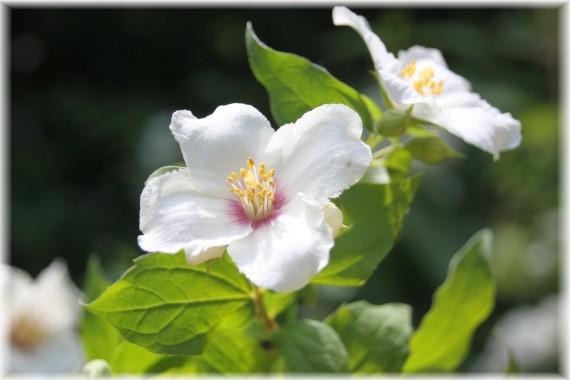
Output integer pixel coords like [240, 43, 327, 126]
[227, 157, 282, 229]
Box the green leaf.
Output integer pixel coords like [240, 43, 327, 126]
[263, 290, 297, 320]
[86, 252, 254, 356]
[246, 22, 381, 131]
[166, 328, 266, 374]
[110, 339, 181, 374]
[80, 256, 122, 362]
[272, 320, 348, 373]
[145, 165, 186, 185]
[405, 135, 465, 164]
[325, 301, 413, 373]
[384, 148, 413, 181]
[311, 176, 421, 286]
[403, 229, 495, 372]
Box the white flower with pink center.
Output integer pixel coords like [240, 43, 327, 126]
[138, 103, 372, 292]
[333, 6, 522, 160]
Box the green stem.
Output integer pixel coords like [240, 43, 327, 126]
[253, 286, 278, 332]
[366, 133, 384, 150]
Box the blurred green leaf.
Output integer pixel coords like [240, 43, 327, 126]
[80, 256, 122, 362]
[272, 320, 348, 373]
[403, 229, 495, 372]
[405, 135, 465, 164]
[325, 301, 413, 373]
[246, 22, 381, 131]
[86, 252, 254, 356]
[384, 148, 413, 180]
[311, 176, 421, 286]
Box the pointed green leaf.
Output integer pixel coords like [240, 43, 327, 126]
[273, 320, 348, 373]
[325, 301, 413, 373]
[86, 252, 254, 356]
[403, 229, 495, 372]
[311, 176, 420, 286]
[246, 22, 381, 131]
[80, 256, 122, 362]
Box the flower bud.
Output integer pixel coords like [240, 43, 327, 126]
[82, 359, 112, 378]
[405, 135, 464, 165]
[376, 109, 411, 136]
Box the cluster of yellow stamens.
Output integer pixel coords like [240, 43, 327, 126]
[227, 157, 276, 221]
[400, 59, 444, 96]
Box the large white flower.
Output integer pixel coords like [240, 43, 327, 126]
[333, 6, 522, 159]
[138, 103, 372, 292]
[3, 260, 84, 373]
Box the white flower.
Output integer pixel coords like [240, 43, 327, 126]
[138, 103, 372, 292]
[2, 260, 84, 373]
[333, 6, 522, 159]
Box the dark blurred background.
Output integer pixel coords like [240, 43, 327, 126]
[10, 6, 560, 373]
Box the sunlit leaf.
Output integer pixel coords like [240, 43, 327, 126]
[246, 22, 381, 131]
[312, 176, 420, 286]
[86, 252, 254, 356]
[325, 301, 413, 373]
[80, 255, 122, 362]
[403, 229, 495, 372]
[165, 328, 266, 374]
[272, 320, 348, 373]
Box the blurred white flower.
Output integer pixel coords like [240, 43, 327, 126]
[333, 6, 522, 159]
[3, 260, 84, 373]
[138, 103, 371, 292]
[472, 295, 559, 372]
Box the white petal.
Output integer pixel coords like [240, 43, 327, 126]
[227, 196, 332, 292]
[333, 6, 400, 72]
[323, 203, 343, 238]
[169, 104, 274, 197]
[265, 104, 371, 206]
[442, 100, 522, 159]
[138, 169, 251, 255]
[380, 69, 444, 123]
[34, 260, 81, 331]
[185, 245, 226, 265]
[397, 46, 472, 94]
[398, 45, 448, 69]
[10, 330, 84, 373]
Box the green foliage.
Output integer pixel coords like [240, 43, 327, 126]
[86, 252, 254, 356]
[246, 22, 381, 131]
[80, 256, 122, 362]
[405, 135, 465, 164]
[403, 230, 495, 372]
[272, 320, 348, 373]
[311, 176, 420, 286]
[167, 328, 266, 374]
[325, 301, 413, 373]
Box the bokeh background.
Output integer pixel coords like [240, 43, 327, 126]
[10, 6, 561, 373]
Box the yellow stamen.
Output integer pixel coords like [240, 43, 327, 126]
[227, 158, 278, 222]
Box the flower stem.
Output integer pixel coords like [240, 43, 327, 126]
[253, 286, 278, 332]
